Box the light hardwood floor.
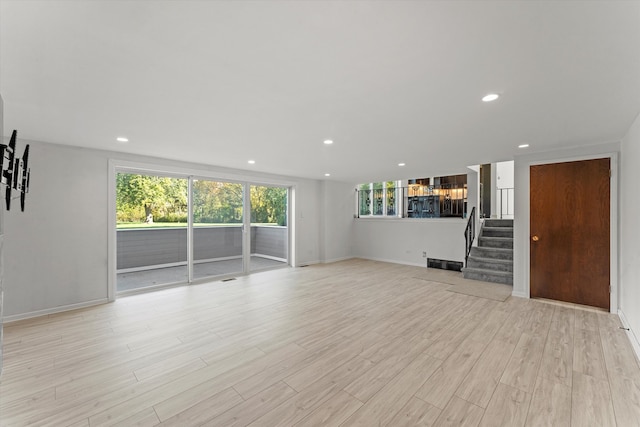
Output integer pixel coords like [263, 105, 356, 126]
[1, 259, 640, 426]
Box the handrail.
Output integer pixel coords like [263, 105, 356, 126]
[464, 206, 476, 267]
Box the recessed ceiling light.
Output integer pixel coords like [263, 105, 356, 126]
[398, 163, 406, 167]
[482, 93, 500, 102]
[324, 173, 331, 177]
[323, 140, 333, 145]
[116, 137, 129, 143]
[518, 144, 530, 148]
[248, 160, 256, 164]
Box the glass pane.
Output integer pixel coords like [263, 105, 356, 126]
[358, 184, 371, 216]
[250, 185, 288, 272]
[372, 182, 384, 215]
[386, 181, 397, 216]
[192, 180, 244, 280]
[116, 172, 188, 291]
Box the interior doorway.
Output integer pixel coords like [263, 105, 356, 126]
[529, 158, 610, 309]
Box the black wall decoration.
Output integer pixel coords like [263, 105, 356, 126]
[0, 130, 30, 211]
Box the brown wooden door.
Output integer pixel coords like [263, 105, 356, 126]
[530, 158, 610, 309]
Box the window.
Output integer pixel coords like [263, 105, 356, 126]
[357, 181, 401, 217]
[356, 175, 467, 219]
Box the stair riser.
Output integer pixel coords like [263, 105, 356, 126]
[467, 259, 513, 272]
[462, 270, 513, 285]
[481, 229, 513, 238]
[484, 219, 513, 228]
[469, 247, 513, 260]
[479, 238, 513, 249]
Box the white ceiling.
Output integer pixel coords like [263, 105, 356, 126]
[1, 0, 639, 184]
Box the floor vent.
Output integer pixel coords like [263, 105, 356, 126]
[221, 278, 236, 282]
[299, 265, 309, 268]
[427, 258, 463, 272]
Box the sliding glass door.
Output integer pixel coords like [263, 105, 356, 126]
[116, 172, 188, 292]
[115, 170, 290, 292]
[192, 179, 245, 281]
[249, 185, 288, 272]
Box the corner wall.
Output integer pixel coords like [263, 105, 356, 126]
[2, 140, 331, 320]
[620, 112, 640, 355]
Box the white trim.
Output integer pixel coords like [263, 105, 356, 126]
[117, 261, 189, 274]
[618, 309, 640, 362]
[355, 256, 427, 268]
[511, 290, 529, 299]
[116, 254, 288, 274]
[107, 159, 117, 302]
[3, 299, 109, 324]
[322, 256, 355, 264]
[252, 253, 288, 263]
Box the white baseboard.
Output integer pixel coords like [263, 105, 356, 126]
[3, 298, 109, 324]
[355, 256, 427, 268]
[618, 309, 640, 362]
[322, 256, 355, 264]
[511, 290, 530, 299]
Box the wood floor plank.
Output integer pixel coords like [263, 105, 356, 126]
[292, 390, 363, 427]
[455, 338, 516, 408]
[114, 407, 161, 427]
[283, 331, 380, 392]
[433, 395, 484, 427]
[573, 328, 607, 380]
[387, 397, 441, 427]
[152, 343, 304, 422]
[343, 352, 442, 426]
[539, 328, 573, 387]
[416, 337, 490, 409]
[202, 381, 297, 427]
[157, 387, 244, 427]
[608, 374, 640, 426]
[600, 327, 640, 380]
[525, 376, 571, 427]
[247, 355, 374, 427]
[572, 371, 616, 427]
[575, 309, 599, 332]
[344, 332, 432, 402]
[500, 333, 546, 393]
[479, 382, 531, 427]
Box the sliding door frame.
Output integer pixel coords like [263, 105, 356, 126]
[108, 159, 295, 301]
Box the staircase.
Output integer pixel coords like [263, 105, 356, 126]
[462, 219, 513, 285]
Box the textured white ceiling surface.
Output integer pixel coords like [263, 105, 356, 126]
[1, 0, 639, 183]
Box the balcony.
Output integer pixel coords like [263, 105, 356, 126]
[117, 225, 287, 292]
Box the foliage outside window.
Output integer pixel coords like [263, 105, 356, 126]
[358, 181, 400, 217]
[116, 173, 288, 228]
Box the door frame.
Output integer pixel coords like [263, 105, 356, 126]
[513, 149, 619, 313]
[108, 159, 296, 301]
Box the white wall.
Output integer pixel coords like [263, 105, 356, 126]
[620, 113, 640, 354]
[512, 141, 620, 306]
[353, 218, 467, 267]
[320, 180, 355, 263]
[2, 140, 333, 319]
[496, 161, 514, 188]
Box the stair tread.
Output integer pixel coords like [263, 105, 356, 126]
[479, 236, 513, 240]
[467, 256, 513, 264]
[462, 267, 513, 277]
[471, 246, 512, 252]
